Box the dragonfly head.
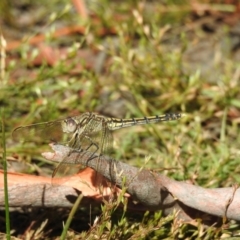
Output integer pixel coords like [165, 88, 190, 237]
[62, 118, 77, 133]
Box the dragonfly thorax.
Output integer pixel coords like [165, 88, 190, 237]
[62, 118, 78, 133]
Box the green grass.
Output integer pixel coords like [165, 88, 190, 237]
[1, 110, 10, 239]
[1, 0, 240, 238]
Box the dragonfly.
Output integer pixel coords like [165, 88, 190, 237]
[12, 112, 182, 178]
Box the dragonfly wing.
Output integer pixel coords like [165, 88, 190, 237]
[12, 120, 67, 144]
[51, 141, 102, 178]
[52, 117, 113, 178]
[51, 149, 87, 178]
[78, 117, 113, 156]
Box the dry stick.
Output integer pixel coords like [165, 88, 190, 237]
[42, 144, 240, 222]
[0, 144, 239, 223]
[0, 181, 86, 207]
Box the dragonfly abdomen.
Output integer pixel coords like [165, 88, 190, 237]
[108, 113, 181, 130]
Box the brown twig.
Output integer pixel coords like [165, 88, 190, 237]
[1, 143, 239, 225]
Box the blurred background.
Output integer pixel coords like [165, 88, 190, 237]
[1, 0, 240, 238]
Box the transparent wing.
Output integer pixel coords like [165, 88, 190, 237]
[52, 117, 113, 178]
[12, 120, 69, 144]
[78, 117, 113, 155]
[51, 149, 107, 187]
[67, 115, 113, 155]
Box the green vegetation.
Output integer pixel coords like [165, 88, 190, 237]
[1, 0, 240, 238]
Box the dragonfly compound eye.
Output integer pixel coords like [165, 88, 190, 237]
[62, 118, 77, 133]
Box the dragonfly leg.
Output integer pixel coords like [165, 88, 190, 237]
[69, 132, 80, 149]
[81, 135, 100, 163]
[85, 136, 98, 152]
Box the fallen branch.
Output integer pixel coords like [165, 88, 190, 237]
[1, 143, 239, 225]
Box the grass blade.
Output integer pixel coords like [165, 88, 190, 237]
[60, 193, 83, 240]
[1, 109, 11, 239]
